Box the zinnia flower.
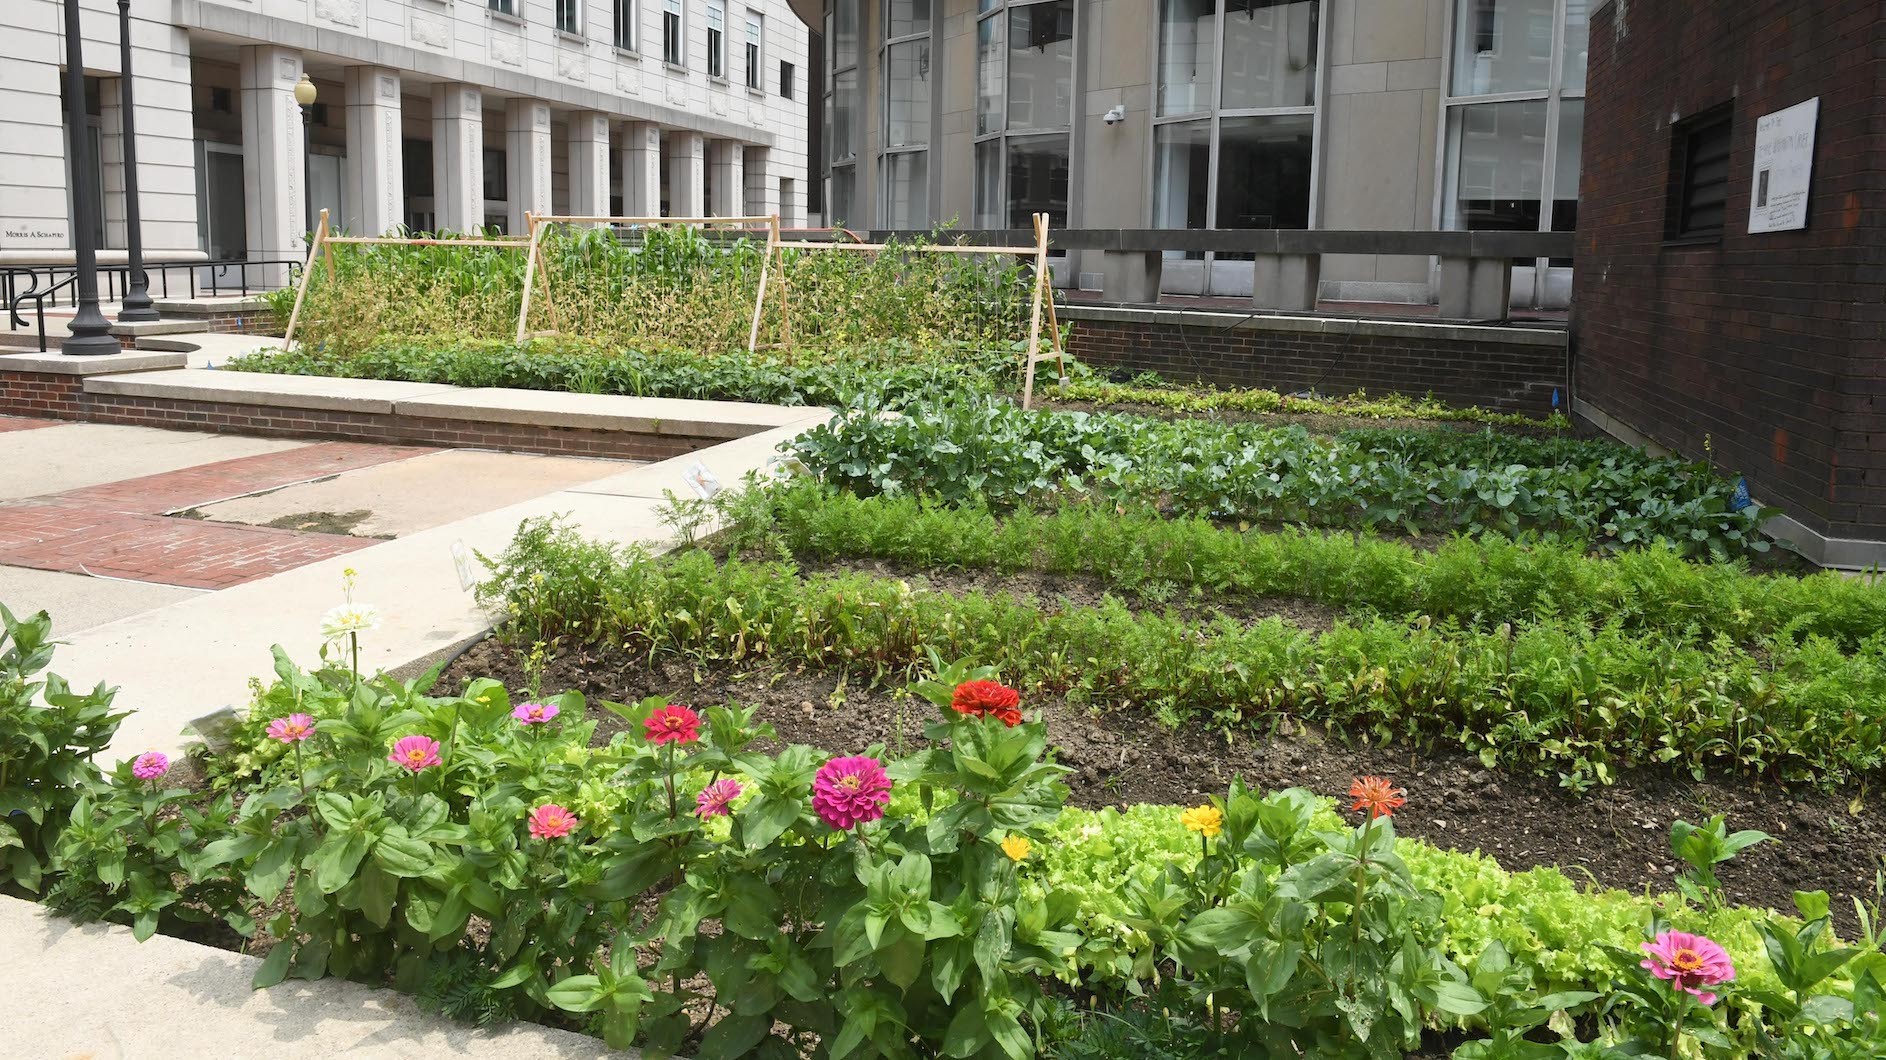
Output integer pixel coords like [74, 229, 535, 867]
[266, 713, 315, 743]
[527, 803, 578, 840]
[1000, 835, 1032, 862]
[1349, 775, 1407, 820]
[951, 680, 1023, 727]
[512, 701, 560, 725]
[695, 778, 744, 818]
[1180, 804, 1224, 838]
[131, 751, 169, 781]
[320, 602, 382, 642]
[812, 755, 892, 831]
[387, 734, 442, 772]
[1640, 931, 1735, 1006]
[644, 704, 702, 745]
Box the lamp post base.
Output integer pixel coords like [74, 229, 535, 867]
[118, 285, 160, 322]
[61, 317, 123, 356]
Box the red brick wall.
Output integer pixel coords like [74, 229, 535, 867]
[1573, 0, 1886, 541]
[0, 370, 719, 462]
[1067, 318, 1566, 414]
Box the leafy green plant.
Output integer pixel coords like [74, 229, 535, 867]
[1451, 941, 1596, 1059]
[1055, 376, 1566, 431]
[0, 605, 125, 891]
[1670, 815, 1774, 912]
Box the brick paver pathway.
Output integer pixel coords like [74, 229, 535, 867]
[0, 438, 432, 589]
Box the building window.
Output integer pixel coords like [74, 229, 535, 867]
[975, 0, 1074, 232]
[746, 12, 764, 90]
[1152, 0, 1319, 252]
[488, 0, 516, 16]
[1442, 0, 1588, 295]
[825, 0, 860, 223]
[882, 0, 931, 227]
[557, 0, 580, 33]
[780, 60, 795, 99]
[707, 0, 726, 79]
[1667, 106, 1732, 241]
[615, 0, 634, 49]
[483, 148, 507, 202]
[663, 0, 684, 65]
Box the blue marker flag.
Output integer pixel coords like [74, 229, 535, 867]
[1731, 478, 1752, 511]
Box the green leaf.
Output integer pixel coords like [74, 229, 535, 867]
[253, 942, 293, 989]
[545, 974, 608, 1013]
[697, 1012, 771, 1059]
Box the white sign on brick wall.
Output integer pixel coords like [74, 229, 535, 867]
[1748, 97, 1818, 234]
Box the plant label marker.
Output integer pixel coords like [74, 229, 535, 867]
[451, 539, 475, 591]
[684, 462, 723, 500]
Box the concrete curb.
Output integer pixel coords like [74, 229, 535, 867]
[0, 895, 622, 1058]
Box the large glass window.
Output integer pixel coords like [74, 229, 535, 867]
[662, 0, 683, 64]
[825, 0, 861, 224]
[745, 12, 763, 90]
[1151, 0, 1319, 238]
[614, 0, 634, 49]
[707, 0, 726, 78]
[1442, 0, 1586, 298]
[975, 0, 1074, 234]
[882, 0, 931, 225]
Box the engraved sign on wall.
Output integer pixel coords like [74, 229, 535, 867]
[1748, 97, 1818, 235]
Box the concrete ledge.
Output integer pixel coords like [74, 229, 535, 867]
[86, 368, 461, 414]
[395, 387, 823, 439]
[0, 349, 188, 375]
[1060, 303, 1568, 347]
[153, 296, 272, 315]
[1573, 397, 1885, 571]
[110, 318, 215, 338]
[0, 896, 617, 1058]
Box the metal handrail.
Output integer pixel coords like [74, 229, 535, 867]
[4, 258, 303, 352]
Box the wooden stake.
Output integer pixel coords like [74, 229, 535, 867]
[747, 214, 778, 355]
[1020, 212, 1050, 410]
[281, 208, 329, 350]
[515, 212, 543, 344]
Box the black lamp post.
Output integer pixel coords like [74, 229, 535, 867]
[115, 0, 157, 321]
[59, 0, 121, 355]
[294, 74, 317, 238]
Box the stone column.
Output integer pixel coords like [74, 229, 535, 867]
[667, 131, 704, 217]
[620, 121, 662, 217]
[344, 67, 404, 235]
[567, 111, 611, 221]
[505, 98, 552, 233]
[741, 146, 777, 220]
[239, 46, 306, 283]
[706, 140, 744, 217]
[431, 84, 484, 233]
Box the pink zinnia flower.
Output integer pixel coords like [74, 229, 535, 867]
[644, 704, 701, 746]
[267, 713, 315, 743]
[527, 803, 578, 840]
[512, 701, 560, 725]
[695, 778, 743, 818]
[812, 755, 892, 831]
[387, 734, 442, 772]
[1640, 931, 1735, 1006]
[131, 751, 169, 781]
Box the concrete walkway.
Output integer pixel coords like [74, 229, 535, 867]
[0, 896, 617, 1058]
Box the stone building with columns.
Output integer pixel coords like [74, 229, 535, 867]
[1, 0, 812, 280]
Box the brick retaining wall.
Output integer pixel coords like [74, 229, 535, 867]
[1063, 310, 1567, 415]
[0, 370, 720, 462]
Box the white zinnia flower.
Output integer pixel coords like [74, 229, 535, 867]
[321, 602, 382, 643]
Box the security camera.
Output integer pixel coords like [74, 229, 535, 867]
[1103, 103, 1127, 126]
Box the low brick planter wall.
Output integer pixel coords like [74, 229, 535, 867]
[1063, 306, 1568, 415]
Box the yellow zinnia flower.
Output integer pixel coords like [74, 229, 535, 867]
[1000, 835, 1032, 862]
[1180, 804, 1224, 838]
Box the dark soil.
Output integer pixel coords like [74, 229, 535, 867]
[260, 509, 387, 537]
[439, 639, 1886, 928]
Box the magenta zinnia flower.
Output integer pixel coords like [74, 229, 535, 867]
[131, 751, 169, 780]
[267, 713, 315, 743]
[527, 803, 578, 840]
[387, 734, 442, 772]
[695, 778, 743, 818]
[1640, 931, 1735, 1006]
[812, 755, 892, 831]
[511, 701, 560, 725]
[644, 704, 701, 746]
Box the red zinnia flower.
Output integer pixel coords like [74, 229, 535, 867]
[1348, 775, 1407, 819]
[951, 680, 1023, 727]
[644, 704, 701, 745]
